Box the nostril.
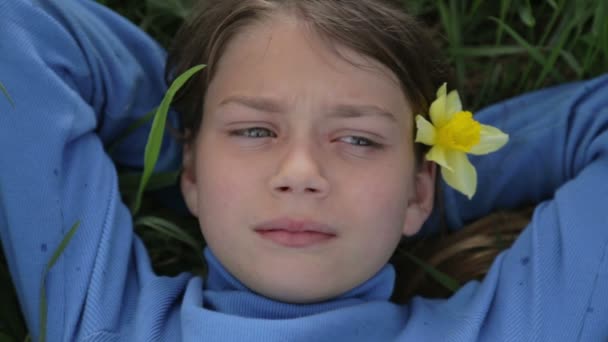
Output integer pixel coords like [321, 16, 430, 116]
[278, 186, 291, 192]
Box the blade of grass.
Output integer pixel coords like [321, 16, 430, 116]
[38, 221, 80, 342]
[403, 251, 460, 292]
[131, 64, 205, 216]
[146, 0, 193, 19]
[534, 19, 575, 88]
[438, 0, 465, 89]
[558, 50, 583, 78]
[489, 16, 563, 91]
[135, 216, 200, 252]
[489, 17, 548, 67]
[469, 0, 484, 19]
[538, 0, 565, 46]
[0, 81, 15, 108]
[106, 108, 157, 155]
[518, 0, 536, 28]
[474, 63, 503, 109]
[119, 170, 180, 195]
[546, 0, 557, 10]
[448, 45, 528, 57]
[494, 0, 512, 45]
[581, 42, 602, 77]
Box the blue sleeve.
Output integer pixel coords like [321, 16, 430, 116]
[0, 1, 189, 340]
[416, 76, 608, 340]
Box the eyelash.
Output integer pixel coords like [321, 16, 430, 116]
[229, 127, 277, 138]
[338, 136, 383, 149]
[228, 127, 383, 149]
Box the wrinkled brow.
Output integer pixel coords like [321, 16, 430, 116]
[219, 95, 397, 122]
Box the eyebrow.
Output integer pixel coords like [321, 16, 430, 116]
[218, 95, 397, 122]
[218, 96, 284, 113]
[329, 104, 397, 122]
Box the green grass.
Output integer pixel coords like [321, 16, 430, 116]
[1, 0, 607, 340]
[0, 81, 14, 108]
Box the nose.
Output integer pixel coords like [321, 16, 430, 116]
[269, 141, 330, 198]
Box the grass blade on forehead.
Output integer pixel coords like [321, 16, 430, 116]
[131, 64, 206, 216]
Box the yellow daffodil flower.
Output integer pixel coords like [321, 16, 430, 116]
[415, 83, 509, 199]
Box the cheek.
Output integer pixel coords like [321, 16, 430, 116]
[198, 161, 247, 207]
[343, 165, 412, 225]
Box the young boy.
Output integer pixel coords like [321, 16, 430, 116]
[1, 0, 606, 341]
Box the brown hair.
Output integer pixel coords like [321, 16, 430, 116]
[165, 0, 523, 303]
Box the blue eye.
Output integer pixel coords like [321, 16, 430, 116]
[230, 127, 276, 138]
[340, 136, 382, 148]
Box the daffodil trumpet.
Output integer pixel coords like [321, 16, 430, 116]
[415, 83, 509, 199]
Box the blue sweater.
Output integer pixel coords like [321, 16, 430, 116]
[1, 1, 607, 341]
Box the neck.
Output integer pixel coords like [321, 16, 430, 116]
[202, 248, 396, 319]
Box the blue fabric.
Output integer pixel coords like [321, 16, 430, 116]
[1, 0, 607, 341]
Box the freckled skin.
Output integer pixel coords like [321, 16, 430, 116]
[180, 14, 436, 304]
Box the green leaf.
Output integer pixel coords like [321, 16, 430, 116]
[0, 82, 15, 108]
[489, 17, 549, 69]
[106, 108, 157, 155]
[559, 51, 584, 77]
[403, 251, 460, 292]
[38, 221, 80, 342]
[518, 0, 536, 27]
[119, 170, 180, 195]
[448, 45, 527, 57]
[146, 0, 193, 18]
[439, 0, 466, 90]
[534, 18, 576, 88]
[135, 216, 200, 251]
[130, 64, 206, 216]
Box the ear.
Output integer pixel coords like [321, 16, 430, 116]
[402, 160, 436, 236]
[180, 142, 199, 217]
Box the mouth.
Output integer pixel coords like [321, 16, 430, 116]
[254, 218, 337, 248]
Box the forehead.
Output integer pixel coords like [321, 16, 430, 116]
[204, 14, 412, 122]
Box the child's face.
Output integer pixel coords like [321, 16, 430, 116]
[181, 14, 435, 303]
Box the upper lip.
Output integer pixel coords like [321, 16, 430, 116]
[254, 218, 336, 235]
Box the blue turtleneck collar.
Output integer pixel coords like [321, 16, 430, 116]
[201, 248, 397, 319]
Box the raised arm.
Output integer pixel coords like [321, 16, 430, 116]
[0, 1, 185, 340]
[413, 75, 608, 340]
[457, 76, 605, 225]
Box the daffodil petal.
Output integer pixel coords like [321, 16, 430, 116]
[441, 150, 477, 199]
[430, 83, 450, 127]
[415, 115, 436, 145]
[425, 145, 452, 171]
[468, 124, 509, 155]
[446, 90, 462, 115]
[435, 82, 447, 98]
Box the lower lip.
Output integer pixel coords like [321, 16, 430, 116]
[256, 230, 335, 247]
